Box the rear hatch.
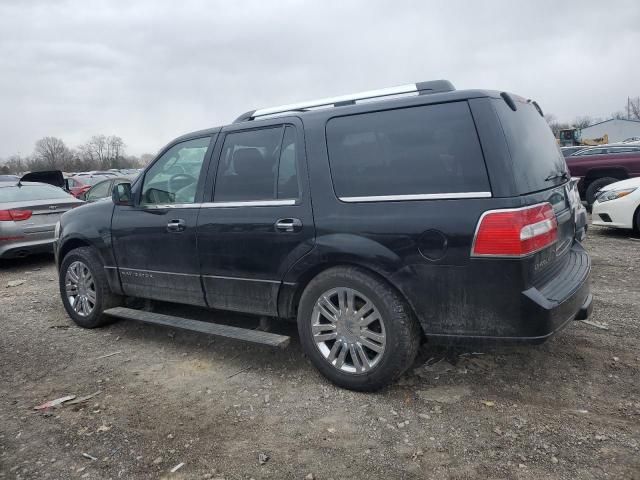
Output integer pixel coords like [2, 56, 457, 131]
[492, 96, 583, 286]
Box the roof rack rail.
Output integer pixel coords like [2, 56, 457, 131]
[233, 79, 455, 123]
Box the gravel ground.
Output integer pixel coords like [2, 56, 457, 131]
[1, 224, 639, 480]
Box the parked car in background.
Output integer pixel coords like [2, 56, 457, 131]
[1, 181, 83, 259]
[569, 144, 640, 157]
[83, 177, 131, 202]
[565, 148, 640, 205]
[55, 80, 592, 391]
[591, 177, 640, 233]
[561, 146, 585, 157]
[66, 175, 110, 198]
[75, 171, 118, 177]
[0, 175, 20, 182]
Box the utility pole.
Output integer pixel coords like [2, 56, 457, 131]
[628, 97, 631, 120]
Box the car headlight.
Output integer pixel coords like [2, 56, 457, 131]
[54, 221, 61, 241]
[597, 187, 637, 203]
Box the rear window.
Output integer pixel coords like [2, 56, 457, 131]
[493, 99, 568, 194]
[0, 184, 72, 202]
[325, 102, 490, 199]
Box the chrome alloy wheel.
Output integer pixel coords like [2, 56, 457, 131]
[311, 287, 386, 374]
[65, 260, 96, 317]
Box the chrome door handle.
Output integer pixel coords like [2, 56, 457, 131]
[167, 219, 186, 232]
[275, 218, 302, 232]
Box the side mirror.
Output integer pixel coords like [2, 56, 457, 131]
[112, 182, 132, 206]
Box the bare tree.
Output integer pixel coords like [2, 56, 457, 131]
[33, 137, 74, 170]
[628, 97, 640, 120]
[79, 135, 126, 169]
[140, 153, 155, 166]
[4, 154, 28, 174]
[543, 112, 570, 137]
[571, 116, 593, 130]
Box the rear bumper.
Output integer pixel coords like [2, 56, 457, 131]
[0, 237, 55, 259]
[424, 243, 592, 344]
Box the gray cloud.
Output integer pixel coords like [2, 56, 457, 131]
[1, 0, 639, 157]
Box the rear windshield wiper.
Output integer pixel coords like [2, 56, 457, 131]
[545, 171, 569, 182]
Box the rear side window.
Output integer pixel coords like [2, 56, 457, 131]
[493, 99, 568, 193]
[325, 102, 490, 199]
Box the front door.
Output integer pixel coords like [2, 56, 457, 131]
[197, 119, 315, 315]
[111, 135, 215, 306]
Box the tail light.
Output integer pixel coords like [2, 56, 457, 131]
[0, 209, 33, 221]
[472, 203, 557, 257]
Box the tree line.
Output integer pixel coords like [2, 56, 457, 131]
[0, 135, 155, 175]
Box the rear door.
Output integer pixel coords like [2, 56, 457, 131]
[197, 118, 315, 316]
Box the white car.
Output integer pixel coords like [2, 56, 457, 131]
[591, 177, 640, 233]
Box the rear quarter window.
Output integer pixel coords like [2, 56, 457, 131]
[325, 102, 490, 199]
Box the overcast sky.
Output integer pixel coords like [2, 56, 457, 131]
[0, 0, 638, 158]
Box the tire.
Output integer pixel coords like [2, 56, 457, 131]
[59, 247, 121, 328]
[634, 206, 640, 235]
[297, 266, 421, 391]
[585, 177, 619, 206]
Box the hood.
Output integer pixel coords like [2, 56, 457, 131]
[599, 177, 640, 191]
[20, 170, 65, 189]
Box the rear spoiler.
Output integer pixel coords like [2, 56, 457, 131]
[19, 170, 66, 189]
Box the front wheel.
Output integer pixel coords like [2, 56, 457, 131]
[297, 267, 421, 391]
[59, 247, 121, 328]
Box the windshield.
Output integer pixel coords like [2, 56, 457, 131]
[0, 184, 73, 202]
[494, 99, 568, 194]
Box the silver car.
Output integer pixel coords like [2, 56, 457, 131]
[0, 181, 83, 259]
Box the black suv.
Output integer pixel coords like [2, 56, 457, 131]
[55, 80, 592, 391]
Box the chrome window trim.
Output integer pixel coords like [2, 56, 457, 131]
[138, 199, 297, 209]
[339, 192, 492, 203]
[139, 203, 200, 209]
[202, 199, 297, 208]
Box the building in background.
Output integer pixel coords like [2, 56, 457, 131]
[580, 119, 640, 143]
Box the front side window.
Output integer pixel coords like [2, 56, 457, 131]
[214, 125, 299, 202]
[141, 137, 211, 205]
[326, 102, 490, 198]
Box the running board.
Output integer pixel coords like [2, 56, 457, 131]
[103, 307, 290, 349]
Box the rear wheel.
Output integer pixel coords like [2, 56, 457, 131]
[59, 247, 121, 328]
[634, 205, 640, 235]
[585, 177, 619, 206]
[297, 266, 421, 391]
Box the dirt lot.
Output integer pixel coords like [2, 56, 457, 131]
[1, 225, 639, 480]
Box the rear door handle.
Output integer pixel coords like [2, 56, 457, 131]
[167, 219, 186, 232]
[275, 218, 302, 232]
